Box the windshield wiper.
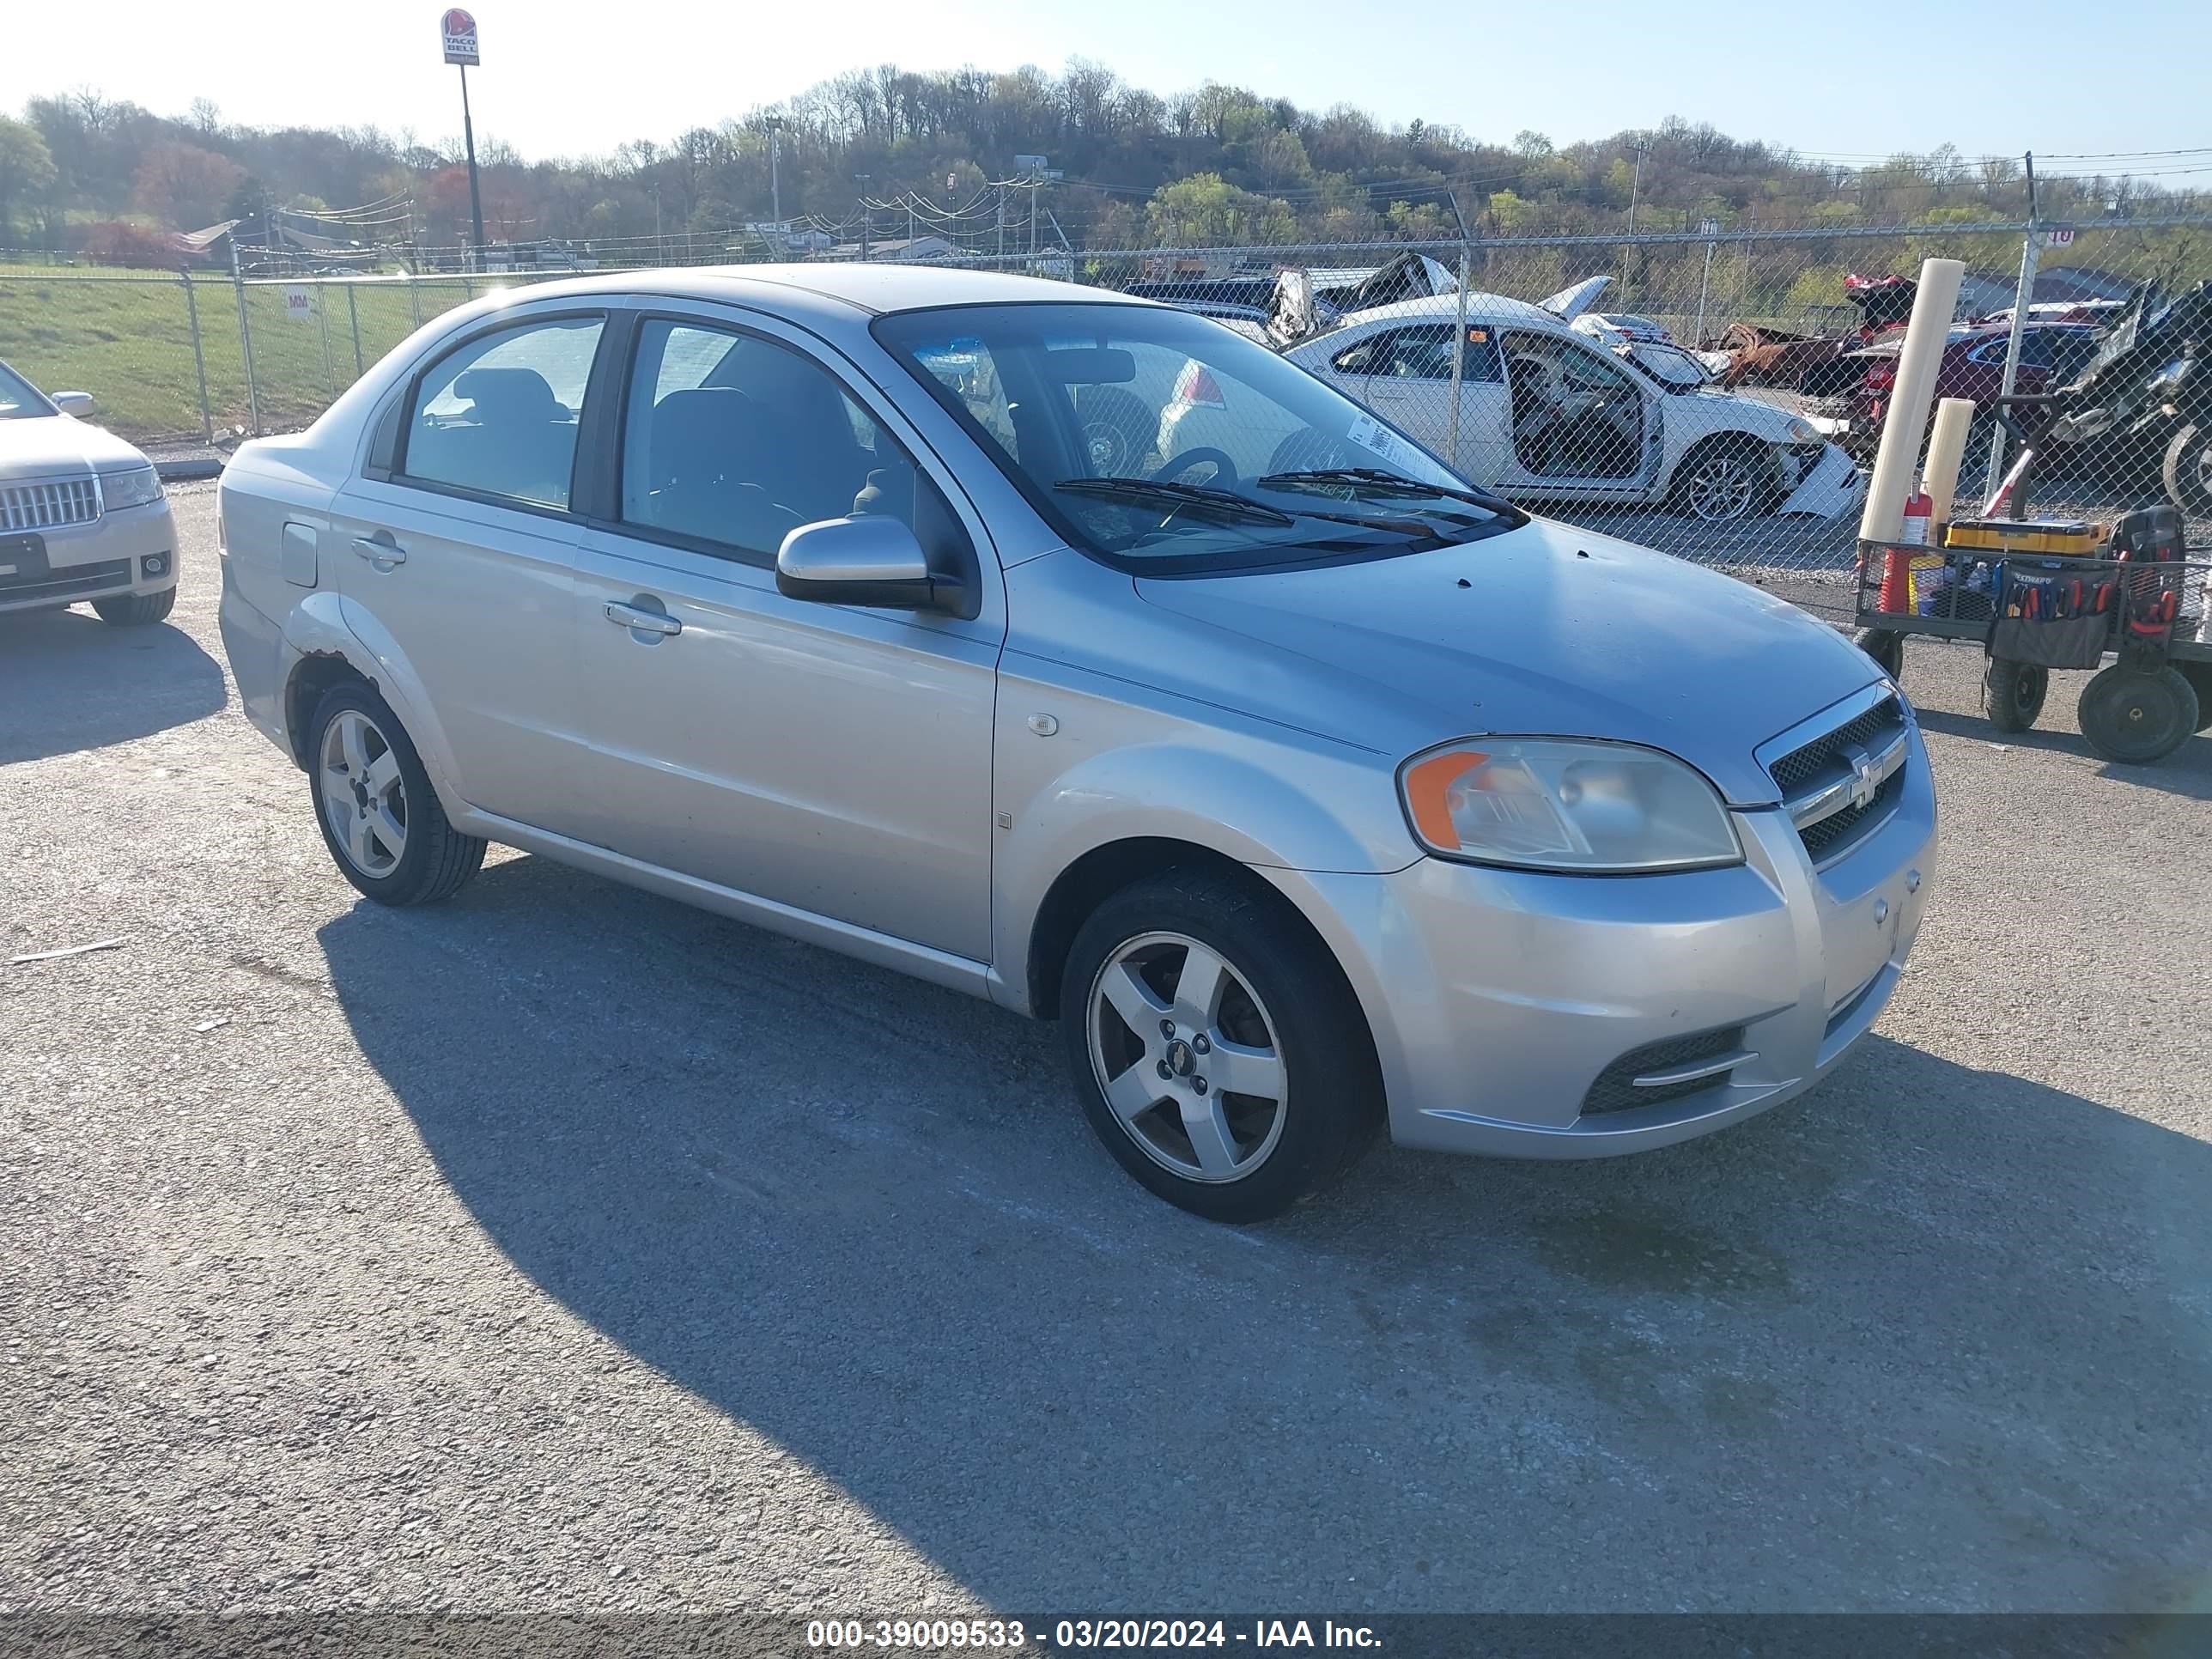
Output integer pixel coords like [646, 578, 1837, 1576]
[1257, 466, 1516, 514]
[1054, 476, 1295, 526]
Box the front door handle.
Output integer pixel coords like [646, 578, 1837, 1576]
[350, 534, 406, 568]
[604, 599, 682, 636]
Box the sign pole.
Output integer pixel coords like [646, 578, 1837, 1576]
[441, 11, 487, 269]
[459, 64, 485, 267]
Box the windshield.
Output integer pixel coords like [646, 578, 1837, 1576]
[873, 301, 1518, 574]
[0, 362, 54, 420]
[1614, 340, 1716, 391]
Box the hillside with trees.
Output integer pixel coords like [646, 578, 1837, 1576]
[1, 64, 2203, 279]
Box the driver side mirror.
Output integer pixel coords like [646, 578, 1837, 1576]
[51, 391, 95, 417]
[776, 515, 965, 614]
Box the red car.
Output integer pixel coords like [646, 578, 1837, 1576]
[1818, 322, 2103, 459]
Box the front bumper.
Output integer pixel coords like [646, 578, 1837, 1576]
[0, 498, 178, 613]
[1269, 719, 1936, 1158]
[1778, 441, 1867, 519]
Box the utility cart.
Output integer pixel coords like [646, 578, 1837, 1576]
[1852, 400, 2212, 765]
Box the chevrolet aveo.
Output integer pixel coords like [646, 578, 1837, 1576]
[217, 265, 1936, 1221]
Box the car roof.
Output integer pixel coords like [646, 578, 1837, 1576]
[495, 262, 1141, 319]
[1321, 289, 1567, 333]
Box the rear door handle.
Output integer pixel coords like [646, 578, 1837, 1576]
[350, 534, 406, 568]
[604, 599, 682, 636]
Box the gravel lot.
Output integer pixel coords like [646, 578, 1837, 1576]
[4, 484, 2209, 1617]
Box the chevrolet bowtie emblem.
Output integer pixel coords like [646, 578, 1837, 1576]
[1846, 746, 1881, 812]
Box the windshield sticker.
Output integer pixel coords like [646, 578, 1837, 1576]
[1346, 412, 1423, 471]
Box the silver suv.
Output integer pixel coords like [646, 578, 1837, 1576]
[216, 266, 1936, 1221]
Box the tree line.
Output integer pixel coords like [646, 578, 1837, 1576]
[0, 63, 2202, 266]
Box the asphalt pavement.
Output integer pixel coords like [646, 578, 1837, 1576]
[3, 485, 2209, 1616]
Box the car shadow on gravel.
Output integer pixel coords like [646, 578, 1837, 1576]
[319, 854, 2212, 1611]
[0, 605, 226, 764]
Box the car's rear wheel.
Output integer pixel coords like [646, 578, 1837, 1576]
[1669, 439, 1776, 521]
[90, 589, 175, 626]
[307, 681, 486, 905]
[1060, 871, 1382, 1222]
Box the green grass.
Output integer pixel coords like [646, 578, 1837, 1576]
[0, 272, 499, 445]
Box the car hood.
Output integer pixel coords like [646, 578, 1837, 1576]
[0, 414, 149, 482]
[1133, 516, 1882, 806]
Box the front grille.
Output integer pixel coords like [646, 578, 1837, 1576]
[1798, 769, 1905, 859]
[1771, 693, 1905, 795]
[0, 477, 101, 532]
[0, 557, 130, 603]
[1582, 1025, 1746, 1117]
[1770, 692, 1908, 862]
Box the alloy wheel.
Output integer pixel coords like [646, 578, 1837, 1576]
[1085, 931, 1288, 1183]
[318, 708, 409, 878]
[1683, 450, 1760, 520]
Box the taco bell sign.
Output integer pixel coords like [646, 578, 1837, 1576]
[441, 9, 480, 65]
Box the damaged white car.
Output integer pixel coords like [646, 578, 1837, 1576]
[1164, 265, 1865, 524]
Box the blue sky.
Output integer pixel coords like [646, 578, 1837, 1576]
[7, 0, 2206, 178]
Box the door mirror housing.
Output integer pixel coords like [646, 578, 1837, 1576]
[776, 515, 963, 613]
[51, 390, 95, 417]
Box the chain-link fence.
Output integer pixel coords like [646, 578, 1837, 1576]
[3, 216, 2207, 577]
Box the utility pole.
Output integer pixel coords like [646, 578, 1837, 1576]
[1626, 135, 1654, 235]
[1621, 133, 1654, 299]
[764, 114, 784, 233]
[996, 184, 1006, 258]
[855, 173, 872, 261]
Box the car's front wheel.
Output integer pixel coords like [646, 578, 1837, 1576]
[1668, 439, 1777, 521]
[90, 589, 175, 626]
[307, 681, 486, 905]
[1060, 871, 1382, 1222]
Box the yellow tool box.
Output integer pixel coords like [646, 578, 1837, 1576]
[1942, 517, 2107, 555]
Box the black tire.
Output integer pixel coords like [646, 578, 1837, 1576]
[2175, 660, 2212, 732]
[306, 680, 487, 905]
[1982, 658, 2048, 733]
[1667, 437, 1778, 522]
[1854, 626, 1905, 681]
[90, 587, 176, 626]
[1058, 869, 1383, 1223]
[2162, 423, 2212, 516]
[2075, 665, 2200, 765]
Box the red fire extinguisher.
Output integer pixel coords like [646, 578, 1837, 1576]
[1899, 486, 1932, 545]
[1878, 484, 1932, 612]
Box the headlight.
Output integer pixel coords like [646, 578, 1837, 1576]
[100, 465, 164, 510]
[1786, 417, 1821, 445]
[1399, 738, 1742, 873]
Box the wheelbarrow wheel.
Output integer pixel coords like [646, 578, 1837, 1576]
[2176, 660, 2212, 732]
[2076, 665, 2200, 764]
[1982, 659, 2047, 733]
[1853, 626, 1905, 681]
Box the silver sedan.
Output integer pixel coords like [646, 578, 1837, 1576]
[216, 265, 1935, 1221]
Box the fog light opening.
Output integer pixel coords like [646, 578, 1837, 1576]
[140, 553, 169, 578]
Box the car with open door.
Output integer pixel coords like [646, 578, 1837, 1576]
[1221, 292, 1865, 523]
[216, 265, 1934, 1222]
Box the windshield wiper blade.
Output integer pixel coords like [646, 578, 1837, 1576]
[1054, 476, 1295, 526]
[1257, 466, 1516, 514]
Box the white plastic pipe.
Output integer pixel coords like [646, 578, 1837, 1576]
[1921, 398, 1976, 530]
[1858, 258, 1966, 544]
